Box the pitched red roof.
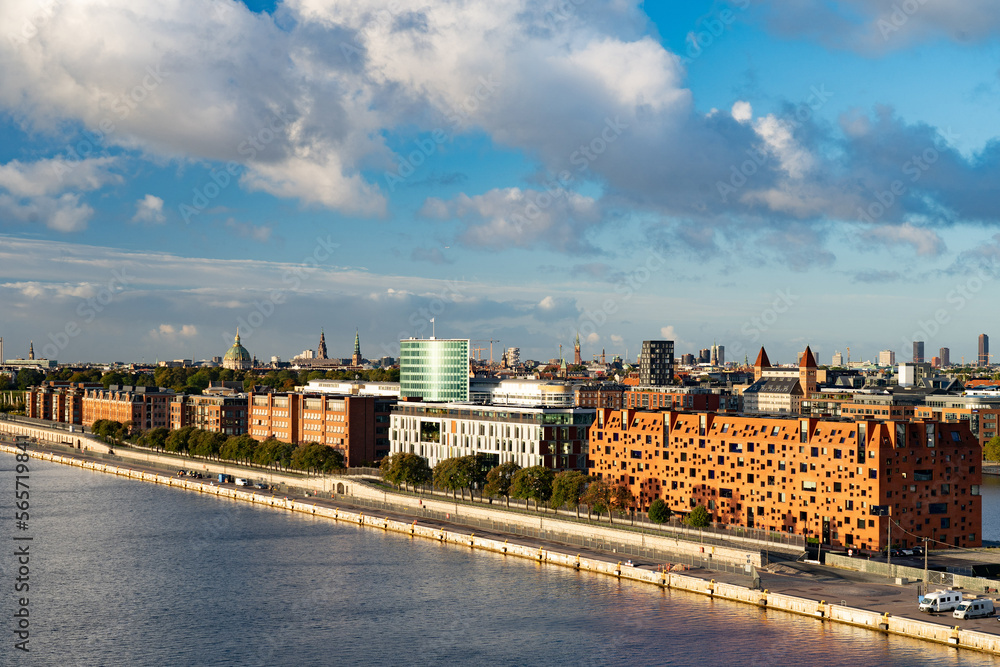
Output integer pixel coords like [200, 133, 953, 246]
[754, 347, 771, 368]
[800, 345, 817, 368]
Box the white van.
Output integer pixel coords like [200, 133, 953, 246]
[953, 597, 995, 619]
[919, 589, 963, 613]
[235, 478, 249, 486]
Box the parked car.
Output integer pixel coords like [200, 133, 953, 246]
[954, 597, 995, 619]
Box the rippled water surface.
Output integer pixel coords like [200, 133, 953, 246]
[1, 454, 998, 666]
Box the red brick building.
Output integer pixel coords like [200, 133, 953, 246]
[249, 392, 394, 466]
[27, 381, 102, 425]
[82, 385, 175, 430]
[588, 409, 982, 551]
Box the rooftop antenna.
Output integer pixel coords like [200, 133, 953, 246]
[430, 318, 435, 339]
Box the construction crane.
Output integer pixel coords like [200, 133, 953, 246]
[470, 339, 501, 366]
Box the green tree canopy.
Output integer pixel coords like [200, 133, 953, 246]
[380, 453, 432, 491]
[985, 436, 1000, 462]
[550, 470, 589, 516]
[648, 498, 672, 524]
[510, 466, 555, 510]
[685, 505, 712, 528]
[484, 461, 521, 506]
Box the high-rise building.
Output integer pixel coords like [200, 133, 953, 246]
[878, 349, 895, 366]
[939, 347, 950, 368]
[698, 348, 710, 364]
[913, 341, 924, 363]
[400, 338, 469, 402]
[831, 351, 843, 367]
[505, 347, 520, 367]
[979, 334, 989, 367]
[639, 340, 674, 386]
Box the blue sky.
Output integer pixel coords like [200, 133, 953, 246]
[0, 0, 999, 367]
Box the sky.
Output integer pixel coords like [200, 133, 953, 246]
[0, 0, 999, 367]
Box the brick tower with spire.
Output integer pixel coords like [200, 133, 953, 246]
[574, 332, 582, 366]
[317, 329, 328, 359]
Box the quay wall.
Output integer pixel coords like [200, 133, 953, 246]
[5, 443, 1000, 657]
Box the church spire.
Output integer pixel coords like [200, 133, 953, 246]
[352, 329, 362, 366]
[317, 329, 328, 359]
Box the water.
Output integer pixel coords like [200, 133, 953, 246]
[979, 474, 1000, 543]
[1, 453, 998, 666]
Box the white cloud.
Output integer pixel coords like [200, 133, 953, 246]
[0, 193, 94, 232]
[423, 188, 602, 252]
[659, 326, 677, 339]
[587, 332, 601, 345]
[151, 323, 198, 339]
[859, 223, 945, 256]
[731, 101, 753, 124]
[132, 194, 165, 224]
[224, 218, 271, 243]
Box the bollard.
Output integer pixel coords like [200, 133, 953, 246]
[949, 626, 960, 645]
[817, 600, 826, 618]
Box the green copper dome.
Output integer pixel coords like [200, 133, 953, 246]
[224, 331, 251, 362]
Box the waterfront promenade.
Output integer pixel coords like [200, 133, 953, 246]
[6, 435, 1000, 657]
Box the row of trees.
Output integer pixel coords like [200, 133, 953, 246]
[380, 454, 715, 527]
[90, 420, 345, 473]
[8, 365, 401, 397]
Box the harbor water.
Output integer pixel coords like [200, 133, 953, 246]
[1, 453, 998, 666]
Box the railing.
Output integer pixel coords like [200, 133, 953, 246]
[340, 492, 757, 577]
[375, 481, 805, 552]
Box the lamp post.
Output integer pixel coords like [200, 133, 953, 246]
[923, 536, 930, 591]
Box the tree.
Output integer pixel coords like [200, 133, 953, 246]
[550, 470, 589, 517]
[510, 466, 555, 510]
[484, 461, 521, 507]
[685, 505, 712, 528]
[985, 436, 1000, 462]
[457, 454, 491, 500]
[611, 482, 635, 521]
[648, 498, 672, 524]
[380, 453, 431, 492]
[433, 457, 464, 499]
[165, 426, 196, 453]
[15, 369, 43, 391]
[144, 427, 169, 451]
[582, 478, 613, 523]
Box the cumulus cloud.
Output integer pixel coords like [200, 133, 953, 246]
[0, 157, 119, 232]
[422, 188, 602, 253]
[132, 194, 165, 224]
[151, 324, 198, 339]
[859, 223, 946, 256]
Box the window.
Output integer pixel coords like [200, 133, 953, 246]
[941, 484, 950, 494]
[929, 503, 948, 514]
[708, 470, 715, 479]
[730, 443, 743, 453]
[768, 443, 776, 454]
[720, 488, 733, 498]
[630, 450, 643, 459]
[800, 463, 808, 473]
[869, 468, 877, 479]
[833, 482, 841, 492]
[972, 485, 981, 496]
[811, 447, 819, 457]
[802, 481, 817, 491]
[941, 518, 951, 529]
[833, 449, 842, 459]
[914, 470, 933, 482]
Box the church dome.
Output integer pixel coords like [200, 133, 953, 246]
[223, 330, 252, 369]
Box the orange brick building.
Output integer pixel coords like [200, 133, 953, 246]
[589, 409, 982, 552]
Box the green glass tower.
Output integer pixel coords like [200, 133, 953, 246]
[400, 338, 469, 402]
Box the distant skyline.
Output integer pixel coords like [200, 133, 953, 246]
[1, 2, 999, 365]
